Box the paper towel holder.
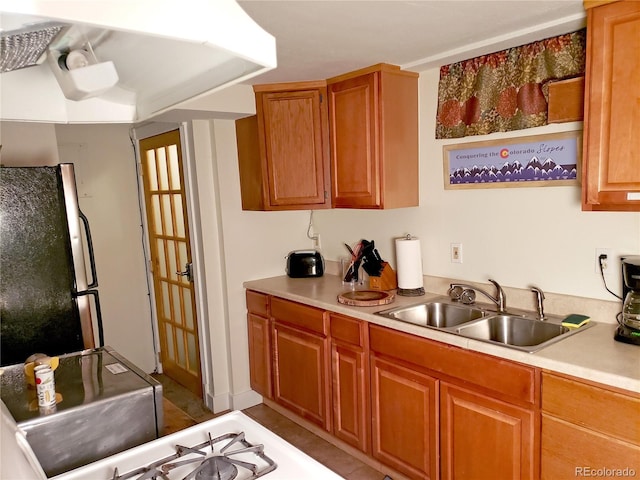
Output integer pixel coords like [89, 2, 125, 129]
[398, 286, 425, 296]
[396, 233, 425, 297]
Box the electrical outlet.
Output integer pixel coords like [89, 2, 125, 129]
[595, 248, 613, 274]
[313, 234, 321, 250]
[451, 243, 462, 263]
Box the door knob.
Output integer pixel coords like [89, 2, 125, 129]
[176, 262, 193, 282]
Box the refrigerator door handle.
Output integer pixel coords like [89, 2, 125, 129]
[76, 289, 104, 348]
[79, 210, 98, 289]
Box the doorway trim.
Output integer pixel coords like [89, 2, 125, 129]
[131, 121, 219, 411]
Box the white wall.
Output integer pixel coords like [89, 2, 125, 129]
[0, 122, 59, 165]
[53, 124, 156, 372]
[312, 68, 640, 302]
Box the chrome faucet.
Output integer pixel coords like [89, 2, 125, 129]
[530, 286, 546, 320]
[449, 279, 507, 312]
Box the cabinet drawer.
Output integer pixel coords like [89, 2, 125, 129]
[369, 324, 538, 406]
[541, 414, 640, 479]
[271, 297, 327, 335]
[542, 372, 640, 445]
[246, 290, 269, 317]
[330, 313, 364, 346]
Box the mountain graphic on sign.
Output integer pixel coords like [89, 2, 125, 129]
[450, 156, 577, 184]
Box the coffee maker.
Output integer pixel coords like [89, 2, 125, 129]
[615, 256, 640, 345]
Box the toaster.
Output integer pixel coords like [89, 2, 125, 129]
[286, 250, 325, 278]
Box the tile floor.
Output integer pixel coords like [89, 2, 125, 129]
[154, 374, 389, 480]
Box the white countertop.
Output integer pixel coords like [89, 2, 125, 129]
[244, 274, 640, 393]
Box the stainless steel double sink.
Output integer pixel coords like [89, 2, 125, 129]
[376, 297, 592, 353]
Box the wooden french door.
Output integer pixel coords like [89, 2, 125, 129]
[139, 130, 202, 397]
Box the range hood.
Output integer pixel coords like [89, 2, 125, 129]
[0, 1, 276, 123]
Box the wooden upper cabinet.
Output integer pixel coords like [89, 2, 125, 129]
[236, 81, 331, 211]
[327, 64, 419, 209]
[582, 0, 640, 211]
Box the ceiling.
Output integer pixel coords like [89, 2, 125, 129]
[237, 0, 587, 84]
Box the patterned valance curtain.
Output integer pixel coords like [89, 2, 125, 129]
[436, 29, 586, 139]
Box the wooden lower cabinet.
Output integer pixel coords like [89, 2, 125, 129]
[369, 324, 538, 480]
[370, 355, 438, 480]
[270, 297, 331, 431]
[246, 291, 272, 398]
[247, 312, 272, 398]
[542, 415, 640, 479]
[541, 372, 640, 479]
[440, 382, 537, 480]
[272, 321, 331, 430]
[330, 313, 370, 453]
[247, 295, 587, 480]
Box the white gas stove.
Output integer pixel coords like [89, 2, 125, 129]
[2, 404, 344, 480]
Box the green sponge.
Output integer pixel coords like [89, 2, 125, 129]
[561, 314, 590, 329]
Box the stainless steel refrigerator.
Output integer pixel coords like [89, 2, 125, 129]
[0, 163, 103, 366]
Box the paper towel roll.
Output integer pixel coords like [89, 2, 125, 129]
[395, 235, 424, 290]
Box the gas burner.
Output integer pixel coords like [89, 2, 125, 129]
[188, 457, 237, 480]
[111, 432, 276, 480]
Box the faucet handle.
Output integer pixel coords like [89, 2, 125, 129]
[460, 289, 476, 304]
[530, 286, 545, 298]
[530, 286, 546, 320]
[448, 285, 463, 301]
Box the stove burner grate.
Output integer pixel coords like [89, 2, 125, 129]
[111, 432, 277, 480]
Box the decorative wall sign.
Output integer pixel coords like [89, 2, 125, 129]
[443, 130, 581, 189]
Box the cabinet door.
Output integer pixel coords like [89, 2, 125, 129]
[329, 72, 380, 208]
[331, 341, 369, 452]
[371, 355, 438, 480]
[331, 314, 369, 453]
[247, 312, 272, 398]
[582, 1, 640, 211]
[440, 382, 537, 480]
[328, 64, 419, 209]
[257, 88, 330, 209]
[272, 321, 331, 430]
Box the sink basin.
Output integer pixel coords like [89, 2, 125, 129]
[376, 298, 592, 353]
[455, 315, 573, 352]
[376, 301, 486, 328]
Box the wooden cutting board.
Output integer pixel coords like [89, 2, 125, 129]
[337, 290, 395, 307]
